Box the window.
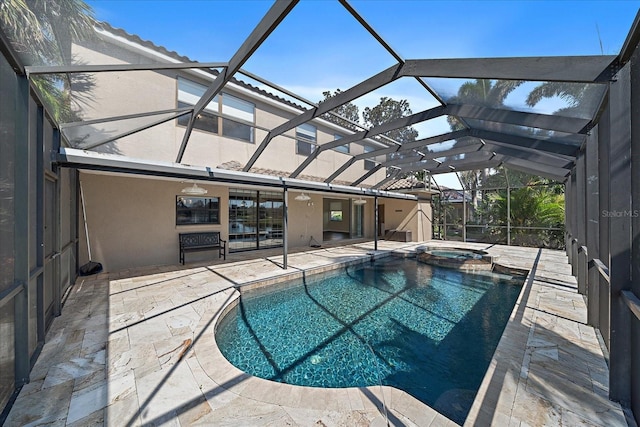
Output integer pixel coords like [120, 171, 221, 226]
[176, 196, 220, 225]
[221, 93, 254, 142]
[178, 101, 218, 134]
[364, 145, 377, 170]
[330, 201, 343, 221]
[333, 134, 349, 154]
[176, 77, 255, 143]
[296, 123, 317, 156]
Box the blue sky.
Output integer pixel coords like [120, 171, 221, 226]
[86, 0, 639, 187]
[87, 1, 639, 94]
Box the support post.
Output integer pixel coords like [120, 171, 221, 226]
[507, 186, 511, 246]
[374, 196, 378, 251]
[570, 171, 578, 276]
[283, 184, 288, 270]
[462, 189, 467, 242]
[586, 128, 601, 324]
[608, 62, 632, 406]
[576, 151, 587, 294]
[13, 73, 30, 386]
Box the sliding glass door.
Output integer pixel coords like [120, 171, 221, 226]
[228, 189, 283, 252]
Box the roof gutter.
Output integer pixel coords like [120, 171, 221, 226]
[57, 148, 417, 201]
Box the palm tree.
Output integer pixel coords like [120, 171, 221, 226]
[485, 179, 565, 248]
[0, 0, 96, 121]
[526, 81, 604, 118]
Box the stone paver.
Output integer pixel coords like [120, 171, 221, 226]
[4, 241, 627, 426]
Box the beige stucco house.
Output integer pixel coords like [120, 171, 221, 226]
[69, 24, 434, 273]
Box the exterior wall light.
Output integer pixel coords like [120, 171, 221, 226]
[181, 183, 208, 195]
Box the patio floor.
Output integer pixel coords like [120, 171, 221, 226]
[4, 241, 628, 426]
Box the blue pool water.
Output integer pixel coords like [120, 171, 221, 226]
[215, 257, 523, 424]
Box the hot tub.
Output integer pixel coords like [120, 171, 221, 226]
[416, 246, 494, 271]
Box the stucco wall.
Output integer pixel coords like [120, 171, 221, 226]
[79, 172, 229, 272]
[72, 38, 387, 187]
[381, 198, 433, 242]
[79, 173, 373, 272]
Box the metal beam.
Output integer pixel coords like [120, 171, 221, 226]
[292, 102, 588, 179]
[372, 172, 400, 190]
[471, 129, 580, 157]
[176, 0, 298, 163]
[323, 130, 472, 184]
[60, 107, 192, 129]
[402, 56, 618, 83]
[289, 105, 447, 178]
[426, 159, 503, 175]
[25, 62, 227, 75]
[352, 164, 382, 186]
[502, 159, 570, 181]
[324, 157, 356, 183]
[244, 62, 405, 171]
[70, 110, 192, 150]
[481, 142, 574, 169]
[619, 9, 640, 64]
[446, 103, 591, 134]
[0, 25, 25, 74]
[356, 129, 472, 161]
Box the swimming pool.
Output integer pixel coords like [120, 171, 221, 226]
[215, 257, 524, 424]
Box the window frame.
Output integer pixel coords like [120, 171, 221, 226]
[176, 77, 255, 143]
[363, 145, 377, 170]
[176, 196, 221, 226]
[296, 123, 317, 156]
[333, 134, 350, 154]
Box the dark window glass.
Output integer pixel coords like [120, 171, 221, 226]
[334, 134, 349, 153]
[176, 196, 220, 225]
[177, 102, 218, 134]
[364, 159, 376, 170]
[296, 140, 315, 156]
[222, 118, 253, 142]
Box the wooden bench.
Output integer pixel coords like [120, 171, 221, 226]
[179, 232, 226, 265]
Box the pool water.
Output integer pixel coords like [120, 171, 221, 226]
[215, 257, 523, 424]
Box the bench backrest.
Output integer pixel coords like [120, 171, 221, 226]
[179, 232, 221, 248]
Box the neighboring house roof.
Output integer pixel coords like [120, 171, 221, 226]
[439, 188, 472, 202]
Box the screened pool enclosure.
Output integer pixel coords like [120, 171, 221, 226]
[1, 0, 640, 424]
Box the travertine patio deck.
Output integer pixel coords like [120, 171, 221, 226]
[5, 241, 628, 426]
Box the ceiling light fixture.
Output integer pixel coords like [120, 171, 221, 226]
[181, 183, 208, 195]
[353, 197, 367, 205]
[294, 192, 311, 201]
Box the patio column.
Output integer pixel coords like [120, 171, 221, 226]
[283, 184, 288, 269]
[608, 61, 632, 406]
[374, 196, 378, 251]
